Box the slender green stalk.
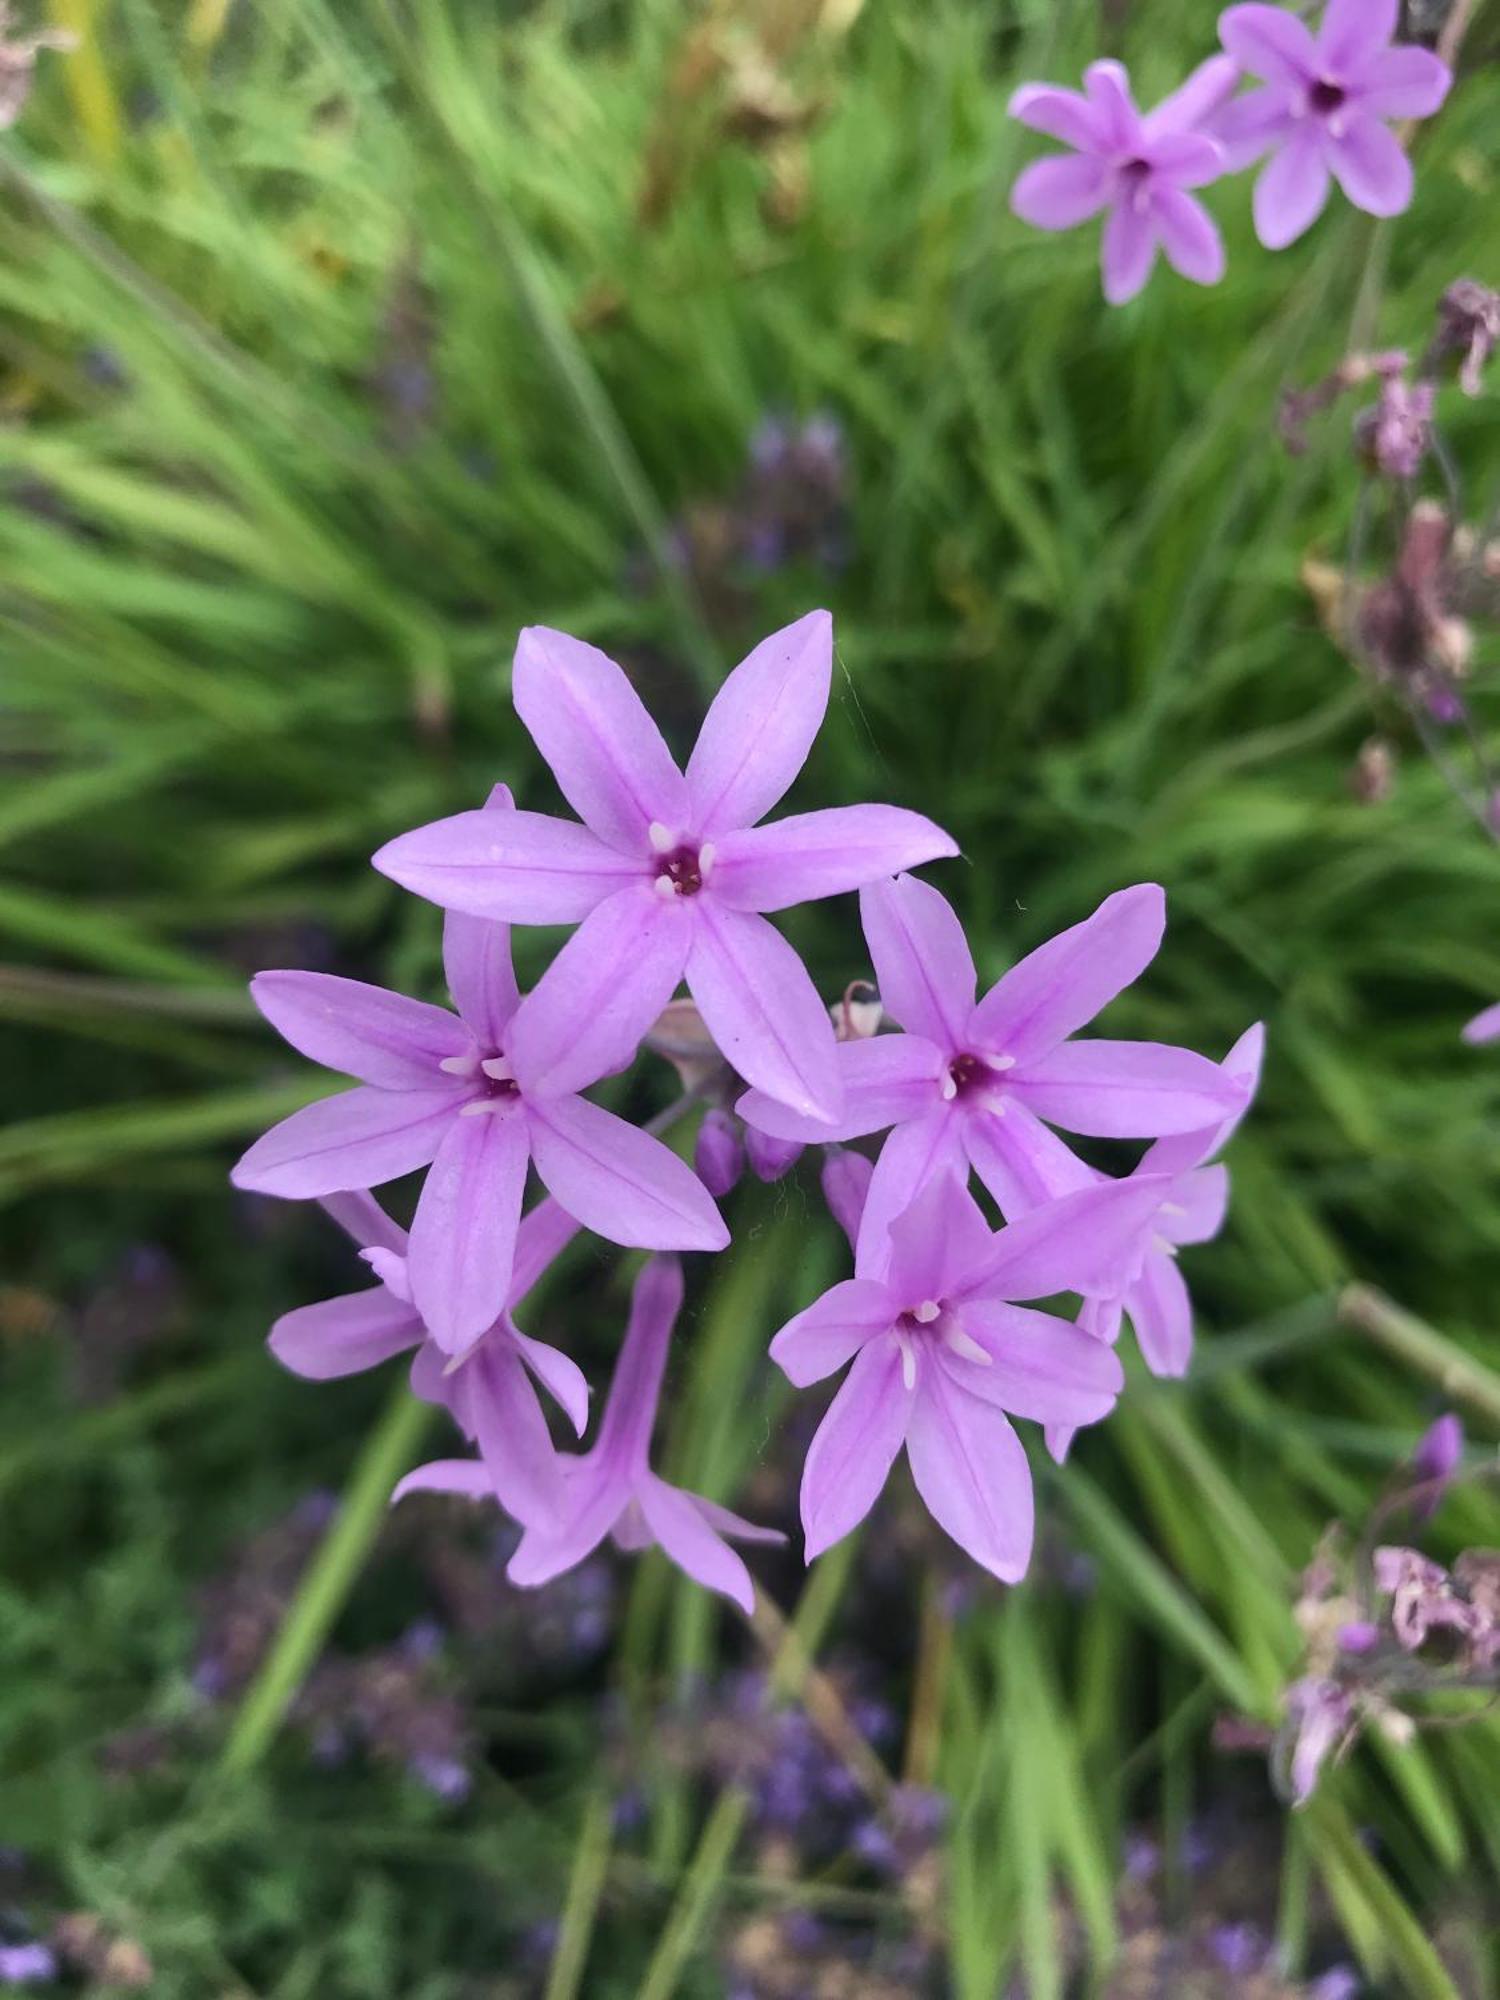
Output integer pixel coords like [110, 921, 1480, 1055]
[545, 1792, 614, 2000]
[1339, 1284, 1500, 1428]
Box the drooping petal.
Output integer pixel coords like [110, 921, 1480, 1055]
[250, 971, 469, 1088]
[1046, 1423, 1078, 1464]
[406, 1109, 530, 1352]
[374, 808, 643, 923]
[1318, 0, 1397, 74]
[1125, 1251, 1194, 1378]
[1325, 115, 1412, 218]
[1152, 187, 1226, 285]
[638, 1474, 757, 1612]
[960, 1172, 1174, 1303]
[710, 806, 958, 914]
[685, 610, 832, 838]
[905, 1373, 1034, 1583]
[318, 1188, 409, 1256]
[1253, 124, 1330, 247]
[737, 1032, 943, 1144]
[1011, 1039, 1245, 1138]
[1218, 3, 1319, 85]
[1138, 1021, 1266, 1176]
[689, 1494, 788, 1546]
[1159, 1162, 1229, 1246]
[392, 1459, 494, 1506]
[970, 885, 1165, 1066]
[451, 1343, 565, 1526]
[1083, 59, 1141, 149]
[231, 1085, 460, 1199]
[1008, 81, 1107, 150]
[1010, 155, 1113, 230]
[882, 1172, 998, 1309]
[506, 1472, 624, 1586]
[962, 1101, 1098, 1218]
[687, 901, 841, 1122]
[506, 885, 690, 1098]
[1353, 45, 1450, 118]
[510, 1196, 583, 1306]
[769, 1277, 896, 1388]
[859, 874, 975, 1052]
[512, 625, 688, 852]
[944, 1299, 1124, 1423]
[528, 1096, 729, 1253]
[512, 1327, 591, 1436]
[1211, 84, 1296, 169]
[269, 1287, 421, 1380]
[1144, 53, 1243, 136]
[800, 1335, 911, 1560]
[853, 1109, 965, 1279]
[1463, 1001, 1500, 1046]
[593, 1254, 681, 1472]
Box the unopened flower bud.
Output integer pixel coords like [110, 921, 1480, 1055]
[1409, 1410, 1463, 1520]
[820, 1146, 873, 1249]
[1435, 279, 1500, 397]
[694, 1108, 745, 1198]
[744, 1124, 802, 1183]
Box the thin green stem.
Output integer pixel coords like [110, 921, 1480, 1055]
[1338, 1283, 1500, 1429]
[545, 1791, 615, 2000]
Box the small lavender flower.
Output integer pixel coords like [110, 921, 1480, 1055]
[1433, 280, 1500, 396]
[1354, 373, 1435, 481]
[0, 1942, 56, 1987]
[695, 1107, 746, 1197]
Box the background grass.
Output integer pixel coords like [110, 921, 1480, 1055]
[1, 0, 1499, 1993]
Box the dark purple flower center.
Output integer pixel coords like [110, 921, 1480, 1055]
[1120, 156, 1153, 184]
[1309, 79, 1346, 116]
[655, 843, 704, 896]
[947, 1052, 993, 1099]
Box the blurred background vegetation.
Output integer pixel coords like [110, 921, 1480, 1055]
[1, 0, 1499, 1994]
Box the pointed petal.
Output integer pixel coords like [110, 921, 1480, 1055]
[1153, 187, 1225, 285]
[970, 885, 1165, 1065]
[800, 1336, 911, 1560]
[1139, 1021, 1265, 1177]
[250, 970, 467, 1088]
[1253, 125, 1329, 247]
[507, 886, 690, 1097]
[1463, 1001, 1500, 1046]
[1212, 84, 1295, 169]
[594, 1254, 682, 1470]
[769, 1277, 895, 1388]
[1011, 1039, 1245, 1138]
[905, 1374, 1034, 1582]
[231, 1086, 459, 1199]
[853, 1110, 964, 1278]
[1354, 46, 1450, 118]
[1219, 3, 1319, 84]
[945, 1299, 1124, 1423]
[737, 1033, 943, 1144]
[406, 1109, 530, 1352]
[510, 1196, 583, 1306]
[392, 1458, 494, 1506]
[1102, 199, 1158, 305]
[686, 610, 832, 837]
[963, 1173, 1174, 1302]
[457, 1343, 565, 1526]
[528, 1095, 728, 1252]
[711, 807, 958, 915]
[512, 625, 687, 852]
[883, 1173, 998, 1307]
[1046, 1423, 1078, 1465]
[962, 1101, 1098, 1219]
[1318, 0, 1397, 73]
[1008, 82, 1107, 149]
[1160, 1163, 1229, 1246]
[687, 902, 841, 1122]
[1144, 53, 1242, 134]
[859, 875, 975, 1050]
[1326, 115, 1412, 217]
[690, 1494, 787, 1546]
[374, 808, 643, 923]
[318, 1189, 409, 1256]
[1084, 60, 1141, 148]
[511, 1327, 591, 1436]
[1126, 1252, 1194, 1378]
[1011, 154, 1113, 230]
[638, 1474, 757, 1612]
[443, 913, 519, 1050]
[269, 1287, 422, 1380]
[506, 1471, 622, 1587]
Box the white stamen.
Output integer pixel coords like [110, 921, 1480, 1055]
[1133, 184, 1150, 213]
[480, 1054, 513, 1083]
[988, 1054, 1016, 1073]
[1160, 1200, 1186, 1218]
[460, 1096, 508, 1117]
[698, 841, 716, 874]
[1328, 112, 1346, 138]
[895, 1331, 917, 1392]
[648, 821, 675, 854]
[439, 1050, 481, 1078]
[654, 875, 677, 899]
[943, 1323, 992, 1367]
[941, 1074, 958, 1101]
[913, 1299, 940, 1324]
[1149, 1232, 1179, 1259]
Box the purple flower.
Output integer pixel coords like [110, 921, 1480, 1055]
[1354, 373, 1435, 481]
[1216, 0, 1450, 248]
[399, 1258, 783, 1611]
[271, 1190, 587, 1524]
[0, 1942, 56, 1987]
[1462, 1000, 1500, 1046]
[374, 615, 956, 1122]
[1409, 1410, 1463, 1518]
[1010, 58, 1231, 304]
[234, 785, 726, 1351]
[1280, 1675, 1354, 1804]
[740, 875, 1247, 1270]
[769, 1171, 1167, 1578]
[694, 1107, 745, 1197]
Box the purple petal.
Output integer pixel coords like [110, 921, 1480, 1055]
[859, 874, 974, 1051]
[1219, 4, 1319, 84]
[506, 885, 690, 1097]
[1140, 1021, 1265, 1176]
[638, 1474, 757, 1612]
[1143, 131, 1226, 187]
[231, 1085, 459, 1199]
[269, 1286, 421, 1379]
[821, 1147, 874, 1251]
[1046, 1423, 1078, 1464]
[1011, 1039, 1246, 1138]
[883, 1172, 998, 1308]
[800, 1335, 911, 1560]
[1153, 188, 1226, 284]
[1353, 45, 1450, 118]
[443, 913, 518, 1051]
[1326, 115, 1412, 217]
[962, 1172, 1174, 1303]
[962, 1101, 1098, 1218]
[374, 808, 643, 923]
[1318, 0, 1397, 74]
[690, 1495, 786, 1546]
[904, 1372, 1034, 1582]
[1253, 124, 1330, 247]
[594, 1255, 681, 1471]
[1011, 155, 1113, 230]
[769, 1277, 895, 1388]
[1125, 1252, 1193, 1377]
[406, 1109, 530, 1352]
[1160, 1162, 1229, 1246]
[512, 1327, 591, 1436]
[512, 625, 688, 852]
[508, 1485, 622, 1587]
[393, 1459, 494, 1506]
[1084, 60, 1142, 148]
[853, 1109, 964, 1279]
[1008, 82, 1107, 150]
[509, 1196, 583, 1305]
[1463, 1001, 1500, 1046]
[319, 1189, 409, 1255]
[685, 610, 832, 838]
[945, 1299, 1124, 1423]
[687, 902, 841, 1122]
[1212, 84, 1296, 169]
[970, 884, 1165, 1065]
[1145, 53, 1243, 135]
[448, 1343, 565, 1525]
[737, 1033, 943, 1144]
[528, 1095, 729, 1252]
[744, 1124, 802, 1183]
[251, 970, 468, 1088]
[710, 806, 958, 914]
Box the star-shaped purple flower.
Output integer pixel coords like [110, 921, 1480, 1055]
[770, 1172, 1167, 1579]
[739, 873, 1249, 1271]
[1216, 0, 1450, 248]
[398, 1256, 782, 1612]
[233, 786, 726, 1353]
[1009, 58, 1232, 304]
[373, 614, 957, 1122]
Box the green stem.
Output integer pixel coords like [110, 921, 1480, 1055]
[1338, 1284, 1500, 1430]
[545, 1791, 614, 2000]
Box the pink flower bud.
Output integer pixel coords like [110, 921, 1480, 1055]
[694, 1108, 745, 1198]
[820, 1146, 873, 1250]
[745, 1125, 802, 1184]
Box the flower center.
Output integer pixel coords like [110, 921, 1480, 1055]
[649, 822, 715, 899]
[1309, 79, 1345, 116]
[451, 1050, 522, 1115]
[944, 1050, 1013, 1102]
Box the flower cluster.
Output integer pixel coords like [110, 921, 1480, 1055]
[238, 612, 1256, 1605]
[1009, 0, 1452, 303]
